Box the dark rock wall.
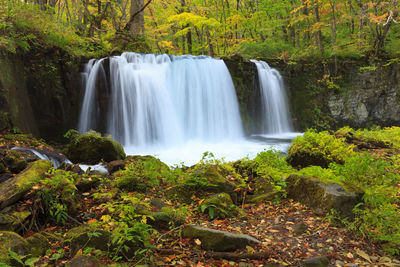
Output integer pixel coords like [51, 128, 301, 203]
[225, 56, 400, 132]
[0, 49, 84, 141]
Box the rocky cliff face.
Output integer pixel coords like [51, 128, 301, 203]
[226, 56, 400, 132]
[0, 49, 84, 141]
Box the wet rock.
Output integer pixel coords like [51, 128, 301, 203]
[286, 175, 363, 219]
[182, 225, 260, 251]
[64, 130, 125, 164]
[0, 160, 52, 209]
[65, 255, 101, 267]
[107, 160, 125, 174]
[301, 255, 329, 267]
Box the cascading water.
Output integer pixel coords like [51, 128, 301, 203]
[79, 52, 244, 149]
[250, 60, 294, 134]
[79, 53, 300, 165]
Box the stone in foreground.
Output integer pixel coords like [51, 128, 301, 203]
[0, 160, 52, 210]
[286, 175, 363, 219]
[301, 255, 329, 267]
[182, 225, 260, 251]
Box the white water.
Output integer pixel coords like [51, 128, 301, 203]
[11, 147, 72, 168]
[251, 60, 294, 134]
[79, 53, 299, 165]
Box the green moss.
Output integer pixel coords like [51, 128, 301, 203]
[26, 233, 50, 257]
[114, 156, 171, 192]
[0, 160, 52, 209]
[64, 130, 126, 164]
[200, 193, 244, 219]
[0, 210, 31, 232]
[287, 130, 355, 168]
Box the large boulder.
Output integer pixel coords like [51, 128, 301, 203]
[64, 130, 125, 164]
[65, 225, 112, 255]
[287, 131, 354, 169]
[0, 231, 30, 265]
[286, 175, 363, 219]
[182, 225, 260, 251]
[26, 233, 50, 257]
[166, 165, 235, 203]
[0, 160, 52, 209]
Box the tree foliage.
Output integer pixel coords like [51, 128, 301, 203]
[0, 0, 399, 58]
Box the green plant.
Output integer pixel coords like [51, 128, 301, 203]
[34, 169, 78, 225]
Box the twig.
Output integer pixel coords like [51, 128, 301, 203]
[156, 225, 185, 244]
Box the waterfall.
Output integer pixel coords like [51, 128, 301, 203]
[79, 52, 244, 148]
[251, 60, 293, 134]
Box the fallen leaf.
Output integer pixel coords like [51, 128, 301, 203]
[194, 239, 202, 246]
[355, 248, 372, 263]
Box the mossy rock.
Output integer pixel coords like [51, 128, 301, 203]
[201, 193, 244, 219]
[0, 210, 31, 232]
[114, 156, 170, 192]
[65, 225, 112, 255]
[286, 174, 363, 219]
[148, 206, 186, 229]
[0, 160, 52, 209]
[64, 130, 125, 164]
[4, 150, 27, 173]
[0, 231, 29, 265]
[287, 131, 354, 169]
[26, 233, 50, 257]
[182, 225, 260, 252]
[166, 165, 235, 203]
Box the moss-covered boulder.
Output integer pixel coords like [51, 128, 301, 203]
[0, 231, 30, 265]
[64, 130, 125, 164]
[182, 225, 260, 251]
[114, 156, 170, 192]
[0, 210, 31, 232]
[287, 131, 354, 169]
[65, 225, 112, 255]
[0, 160, 52, 209]
[26, 233, 50, 257]
[148, 206, 186, 229]
[201, 193, 245, 219]
[286, 174, 363, 219]
[166, 165, 235, 203]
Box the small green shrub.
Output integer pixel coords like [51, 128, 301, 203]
[34, 169, 79, 225]
[287, 129, 355, 168]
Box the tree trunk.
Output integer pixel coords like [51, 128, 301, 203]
[129, 0, 145, 36]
